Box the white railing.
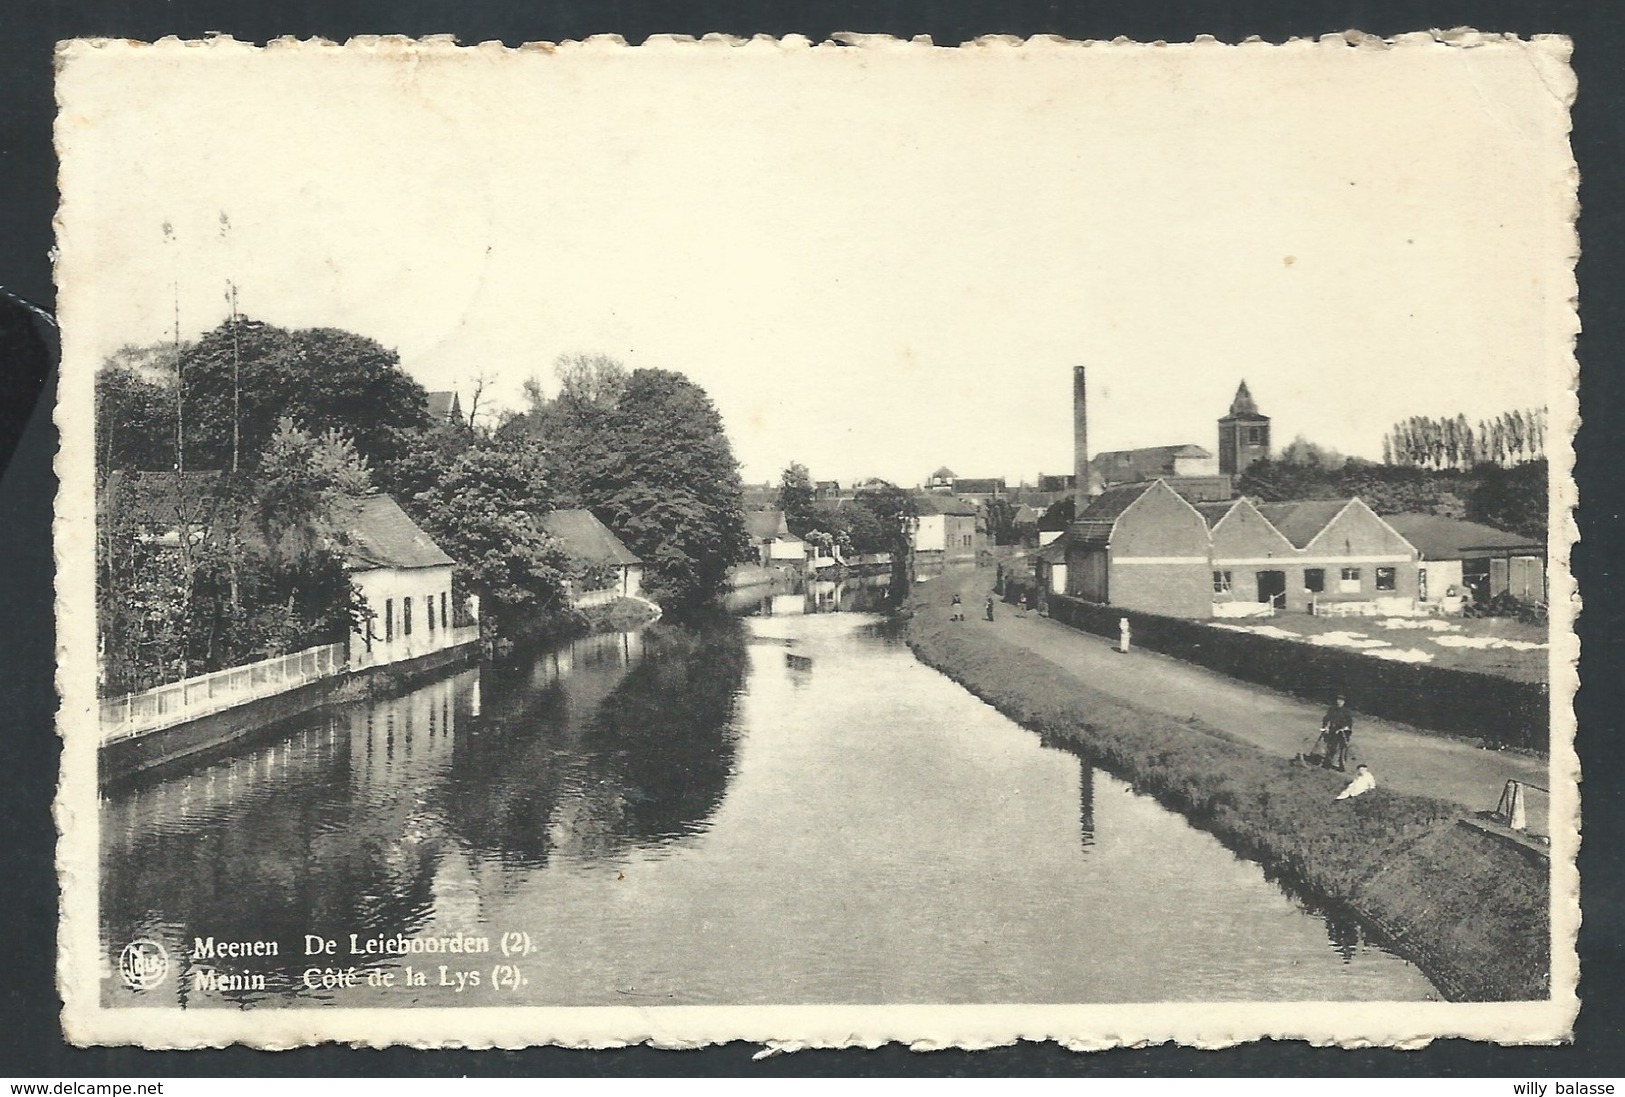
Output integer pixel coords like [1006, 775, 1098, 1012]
[99, 642, 347, 745]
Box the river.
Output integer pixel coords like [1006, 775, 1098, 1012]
[100, 577, 1436, 1006]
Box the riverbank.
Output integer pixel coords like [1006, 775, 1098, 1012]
[902, 574, 1549, 1002]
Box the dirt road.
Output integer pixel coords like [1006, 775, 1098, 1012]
[935, 569, 1550, 828]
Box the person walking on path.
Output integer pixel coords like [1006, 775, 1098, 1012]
[1017, 588, 1029, 618]
[950, 593, 964, 622]
[985, 595, 996, 622]
[1336, 763, 1376, 800]
[1321, 695, 1353, 772]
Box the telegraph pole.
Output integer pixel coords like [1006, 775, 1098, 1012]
[227, 278, 240, 474]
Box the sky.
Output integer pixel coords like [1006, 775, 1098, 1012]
[57, 36, 1576, 487]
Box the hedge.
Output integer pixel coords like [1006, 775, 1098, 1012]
[1043, 592, 1548, 751]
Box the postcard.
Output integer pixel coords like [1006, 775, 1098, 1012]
[55, 32, 1579, 1049]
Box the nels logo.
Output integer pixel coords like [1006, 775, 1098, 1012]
[118, 939, 169, 990]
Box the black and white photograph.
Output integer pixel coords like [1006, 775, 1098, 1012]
[53, 33, 1577, 1049]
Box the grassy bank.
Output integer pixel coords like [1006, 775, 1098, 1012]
[904, 582, 1549, 1002]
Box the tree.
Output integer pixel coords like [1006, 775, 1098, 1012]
[95, 353, 175, 475]
[984, 496, 1018, 545]
[777, 462, 816, 537]
[410, 438, 576, 633]
[1468, 458, 1547, 541]
[841, 502, 891, 555]
[176, 318, 430, 473]
[376, 417, 478, 501]
[1279, 434, 1345, 471]
[545, 367, 746, 607]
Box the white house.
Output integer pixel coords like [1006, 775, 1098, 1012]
[746, 510, 809, 566]
[337, 494, 477, 669]
[538, 508, 645, 607]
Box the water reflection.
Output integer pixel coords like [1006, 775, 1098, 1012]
[724, 573, 892, 617]
[100, 579, 1436, 1007]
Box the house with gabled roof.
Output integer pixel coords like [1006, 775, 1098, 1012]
[98, 470, 229, 547]
[335, 493, 476, 669]
[912, 493, 982, 566]
[1252, 498, 1420, 613]
[745, 509, 808, 566]
[1066, 480, 1214, 617]
[1063, 481, 1424, 618]
[538, 508, 645, 607]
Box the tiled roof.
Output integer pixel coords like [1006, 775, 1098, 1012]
[1384, 513, 1541, 559]
[1253, 500, 1349, 548]
[1070, 483, 1154, 547]
[914, 494, 979, 517]
[1093, 444, 1211, 484]
[1193, 499, 1241, 529]
[1035, 537, 1070, 563]
[99, 470, 228, 526]
[952, 477, 1006, 495]
[334, 494, 455, 570]
[745, 509, 791, 541]
[538, 508, 642, 567]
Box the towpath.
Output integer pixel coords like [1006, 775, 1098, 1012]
[933, 567, 1550, 829]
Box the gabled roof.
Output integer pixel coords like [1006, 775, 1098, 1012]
[915, 494, 979, 517]
[334, 494, 455, 571]
[1253, 500, 1349, 548]
[425, 391, 462, 422]
[1092, 444, 1212, 485]
[1384, 513, 1543, 559]
[1012, 504, 1043, 525]
[1221, 380, 1266, 420]
[1070, 483, 1156, 547]
[1035, 537, 1070, 564]
[745, 509, 793, 541]
[99, 470, 228, 525]
[952, 477, 1006, 495]
[538, 508, 642, 567]
[1193, 499, 1242, 529]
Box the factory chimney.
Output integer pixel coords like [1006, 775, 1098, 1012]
[1073, 366, 1090, 513]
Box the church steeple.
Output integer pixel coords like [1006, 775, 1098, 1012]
[1217, 380, 1270, 476]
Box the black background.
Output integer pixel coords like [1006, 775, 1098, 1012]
[2, 0, 1620, 1078]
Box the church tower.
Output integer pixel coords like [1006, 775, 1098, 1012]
[1217, 381, 1271, 476]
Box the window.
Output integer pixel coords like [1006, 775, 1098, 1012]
[1417, 568, 1428, 602]
[1339, 567, 1362, 594]
[427, 594, 436, 633]
[403, 596, 413, 636]
[1375, 567, 1396, 592]
[1212, 570, 1232, 594]
[1247, 426, 1263, 444]
[1304, 568, 1325, 593]
[384, 598, 394, 642]
[441, 592, 449, 629]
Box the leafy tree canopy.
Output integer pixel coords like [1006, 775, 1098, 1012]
[778, 462, 816, 537]
[174, 318, 430, 473]
[543, 363, 750, 609]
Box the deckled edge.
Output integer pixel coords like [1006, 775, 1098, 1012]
[51, 29, 1581, 1054]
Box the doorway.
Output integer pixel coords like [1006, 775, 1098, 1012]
[1256, 570, 1287, 609]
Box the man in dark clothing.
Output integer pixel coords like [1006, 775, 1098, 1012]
[1321, 695, 1353, 771]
